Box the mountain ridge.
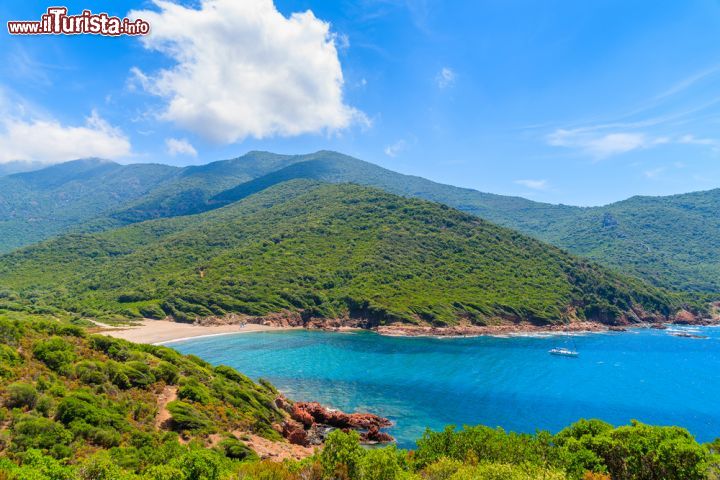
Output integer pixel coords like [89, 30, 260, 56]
[0, 180, 701, 329]
[1, 151, 718, 293]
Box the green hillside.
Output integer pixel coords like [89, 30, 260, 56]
[511, 191, 720, 294]
[0, 313, 280, 479]
[2, 151, 718, 294]
[0, 152, 306, 254]
[0, 181, 692, 327]
[207, 152, 720, 293]
[0, 159, 180, 253]
[106, 151, 307, 224]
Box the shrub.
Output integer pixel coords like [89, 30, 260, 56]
[33, 337, 76, 372]
[77, 451, 123, 480]
[219, 437, 257, 461]
[359, 446, 403, 480]
[5, 449, 75, 480]
[154, 361, 180, 384]
[167, 401, 210, 432]
[320, 430, 364, 480]
[10, 416, 72, 456]
[123, 361, 156, 387]
[175, 449, 224, 480]
[5, 383, 38, 409]
[74, 360, 109, 385]
[142, 464, 186, 480]
[178, 380, 211, 405]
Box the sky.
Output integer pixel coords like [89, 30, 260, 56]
[1, 0, 720, 206]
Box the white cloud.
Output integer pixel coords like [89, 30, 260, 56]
[436, 67, 455, 89]
[384, 139, 407, 157]
[514, 179, 548, 190]
[129, 0, 365, 144]
[0, 110, 131, 164]
[547, 129, 668, 159]
[165, 137, 197, 156]
[678, 134, 718, 146]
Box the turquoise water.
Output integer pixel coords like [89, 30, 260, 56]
[171, 327, 720, 448]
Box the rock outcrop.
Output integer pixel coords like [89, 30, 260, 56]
[274, 396, 394, 446]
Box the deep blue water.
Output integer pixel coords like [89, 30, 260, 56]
[171, 327, 720, 448]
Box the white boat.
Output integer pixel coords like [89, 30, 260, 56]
[549, 347, 579, 357]
[549, 319, 579, 357]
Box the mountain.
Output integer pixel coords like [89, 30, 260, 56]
[1, 151, 718, 294]
[0, 152, 307, 254]
[0, 160, 47, 177]
[0, 159, 180, 252]
[106, 151, 307, 223]
[0, 181, 693, 327]
[207, 152, 720, 294]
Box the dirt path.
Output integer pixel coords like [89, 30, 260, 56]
[237, 431, 317, 461]
[155, 385, 178, 429]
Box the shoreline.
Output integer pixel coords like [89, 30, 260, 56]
[96, 317, 719, 345]
[97, 319, 298, 345]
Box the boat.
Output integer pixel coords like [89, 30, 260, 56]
[549, 318, 579, 357]
[549, 347, 579, 357]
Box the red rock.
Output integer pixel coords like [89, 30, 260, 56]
[281, 419, 309, 446]
[293, 402, 391, 430]
[673, 309, 697, 324]
[291, 404, 315, 428]
[362, 426, 394, 443]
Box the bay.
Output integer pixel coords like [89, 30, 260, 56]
[172, 327, 720, 448]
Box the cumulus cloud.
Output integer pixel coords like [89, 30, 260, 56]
[165, 137, 197, 156]
[436, 67, 455, 89]
[514, 179, 548, 190]
[129, 0, 365, 144]
[0, 110, 131, 164]
[547, 129, 668, 159]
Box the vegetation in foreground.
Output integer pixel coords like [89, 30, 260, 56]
[0, 315, 719, 480]
[0, 181, 700, 328]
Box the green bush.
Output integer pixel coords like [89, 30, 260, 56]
[166, 401, 211, 432]
[218, 437, 257, 461]
[359, 446, 403, 480]
[178, 380, 211, 405]
[174, 449, 224, 480]
[320, 430, 364, 479]
[10, 416, 72, 456]
[154, 361, 180, 385]
[5, 382, 38, 409]
[74, 360, 108, 385]
[33, 337, 76, 372]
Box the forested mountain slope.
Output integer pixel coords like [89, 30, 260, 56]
[0, 152, 306, 253]
[2, 151, 718, 294]
[0, 181, 693, 327]
[0, 159, 179, 252]
[208, 152, 720, 293]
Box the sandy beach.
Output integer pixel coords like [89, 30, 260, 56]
[97, 319, 291, 345]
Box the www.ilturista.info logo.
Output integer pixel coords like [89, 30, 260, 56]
[7, 7, 150, 36]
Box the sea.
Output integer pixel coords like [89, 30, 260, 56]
[171, 326, 720, 448]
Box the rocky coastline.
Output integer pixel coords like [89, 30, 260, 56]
[274, 396, 393, 446]
[191, 307, 720, 338]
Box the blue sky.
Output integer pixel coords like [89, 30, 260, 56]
[1, 0, 720, 205]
